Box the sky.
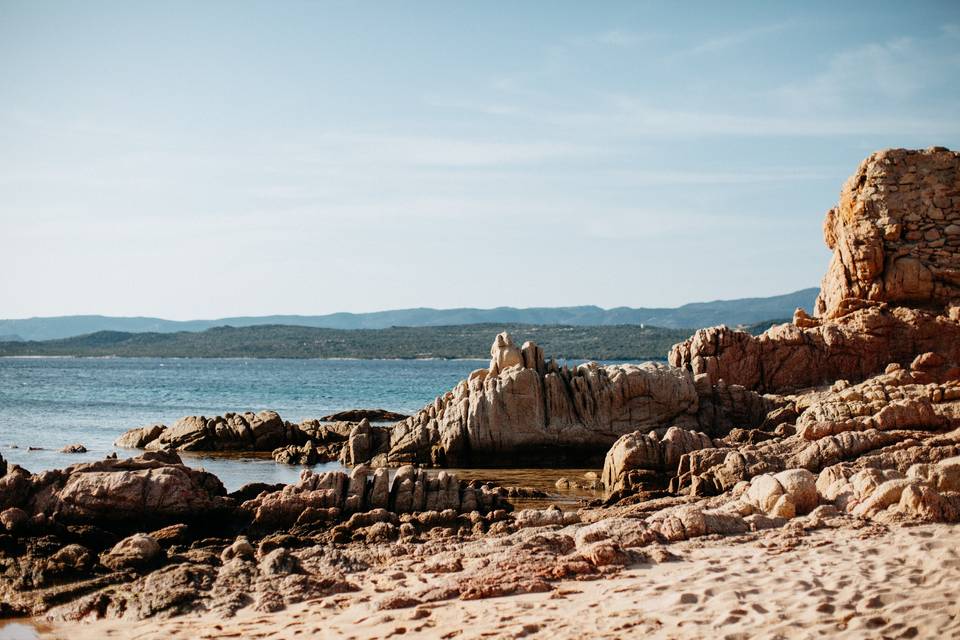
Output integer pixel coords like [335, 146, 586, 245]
[1, 1, 959, 320]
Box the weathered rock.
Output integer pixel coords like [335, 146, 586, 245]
[272, 441, 329, 465]
[736, 469, 817, 518]
[360, 334, 767, 467]
[601, 427, 713, 492]
[24, 452, 229, 526]
[670, 308, 960, 393]
[218, 538, 253, 564]
[815, 147, 960, 318]
[339, 419, 381, 466]
[795, 368, 960, 441]
[114, 424, 166, 449]
[0, 464, 33, 511]
[671, 361, 960, 495]
[816, 452, 960, 524]
[1, 507, 29, 533]
[45, 544, 95, 577]
[116, 411, 318, 453]
[153, 411, 288, 451]
[670, 148, 960, 393]
[573, 517, 650, 549]
[239, 466, 508, 532]
[488, 331, 523, 375]
[101, 534, 163, 570]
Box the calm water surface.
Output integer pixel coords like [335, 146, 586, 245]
[0, 357, 604, 501]
[0, 357, 482, 488]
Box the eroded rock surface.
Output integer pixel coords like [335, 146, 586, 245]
[601, 427, 714, 492]
[673, 363, 960, 495]
[815, 147, 960, 319]
[670, 306, 960, 392]
[670, 147, 960, 393]
[116, 412, 360, 464]
[350, 333, 773, 468]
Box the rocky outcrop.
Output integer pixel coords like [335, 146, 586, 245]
[0, 451, 230, 530]
[116, 412, 360, 463]
[815, 147, 960, 319]
[240, 465, 509, 533]
[272, 442, 324, 465]
[670, 147, 960, 393]
[338, 419, 391, 466]
[670, 306, 960, 393]
[0, 454, 522, 619]
[818, 456, 960, 524]
[100, 534, 163, 571]
[0, 448, 514, 541]
[115, 411, 300, 452]
[348, 332, 774, 468]
[601, 427, 714, 492]
[269, 421, 355, 465]
[672, 363, 960, 495]
[114, 424, 165, 449]
[319, 409, 409, 423]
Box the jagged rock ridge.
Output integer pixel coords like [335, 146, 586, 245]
[347, 332, 775, 468]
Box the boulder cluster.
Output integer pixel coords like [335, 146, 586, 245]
[0, 450, 515, 617]
[116, 411, 371, 466]
[607, 148, 960, 501]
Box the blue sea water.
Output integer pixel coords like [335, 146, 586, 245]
[0, 357, 485, 490]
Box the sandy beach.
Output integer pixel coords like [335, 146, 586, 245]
[26, 521, 955, 640]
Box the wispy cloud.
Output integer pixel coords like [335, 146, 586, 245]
[672, 22, 791, 59]
[426, 24, 960, 141]
[569, 29, 654, 48]
[774, 36, 960, 110]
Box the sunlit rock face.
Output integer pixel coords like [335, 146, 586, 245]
[815, 147, 960, 319]
[670, 147, 960, 393]
[347, 331, 774, 468]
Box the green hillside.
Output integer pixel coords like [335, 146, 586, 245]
[0, 323, 696, 361]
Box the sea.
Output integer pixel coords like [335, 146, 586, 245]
[0, 357, 605, 495]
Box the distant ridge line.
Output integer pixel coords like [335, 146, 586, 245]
[0, 288, 818, 341]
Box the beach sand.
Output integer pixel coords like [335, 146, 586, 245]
[31, 522, 960, 640]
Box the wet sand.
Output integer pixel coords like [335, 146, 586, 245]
[37, 522, 960, 640]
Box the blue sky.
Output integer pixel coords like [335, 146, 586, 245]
[2, 1, 959, 319]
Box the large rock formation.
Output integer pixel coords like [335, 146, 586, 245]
[671, 147, 960, 393]
[815, 147, 960, 318]
[346, 332, 774, 468]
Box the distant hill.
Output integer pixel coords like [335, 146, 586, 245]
[0, 288, 817, 341]
[0, 324, 695, 361]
